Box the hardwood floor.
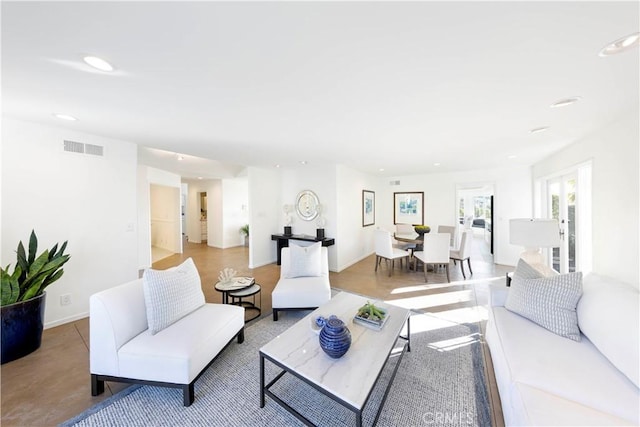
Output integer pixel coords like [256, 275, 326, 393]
[1, 237, 507, 426]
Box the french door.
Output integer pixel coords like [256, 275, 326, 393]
[547, 174, 577, 273]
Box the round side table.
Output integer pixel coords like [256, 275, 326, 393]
[228, 284, 262, 323]
[214, 278, 253, 304]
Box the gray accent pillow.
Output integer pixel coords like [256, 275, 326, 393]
[506, 261, 583, 341]
[142, 257, 205, 335]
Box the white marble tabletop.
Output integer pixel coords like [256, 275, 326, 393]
[260, 291, 410, 410]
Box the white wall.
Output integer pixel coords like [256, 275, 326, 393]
[1, 118, 138, 327]
[376, 166, 532, 267]
[281, 165, 339, 270]
[335, 165, 380, 271]
[533, 111, 639, 286]
[222, 178, 248, 248]
[248, 167, 281, 268]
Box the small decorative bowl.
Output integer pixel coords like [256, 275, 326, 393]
[414, 225, 431, 235]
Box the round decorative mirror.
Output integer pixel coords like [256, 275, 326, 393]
[295, 190, 320, 221]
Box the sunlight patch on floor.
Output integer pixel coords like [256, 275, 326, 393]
[390, 282, 463, 295]
[385, 290, 473, 310]
[427, 306, 489, 325]
[427, 333, 482, 352]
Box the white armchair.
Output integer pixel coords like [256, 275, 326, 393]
[271, 245, 331, 321]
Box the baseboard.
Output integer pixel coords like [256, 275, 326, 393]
[45, 312, 88, 329]
[335, 252, 375, 272]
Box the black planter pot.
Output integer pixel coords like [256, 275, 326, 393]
[1, 293, 46, 364]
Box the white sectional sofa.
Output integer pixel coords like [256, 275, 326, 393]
[486, 273, 640, 426]
[90, 277, 245, 406]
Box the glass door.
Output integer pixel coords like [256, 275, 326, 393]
[548, 174, 577, 273]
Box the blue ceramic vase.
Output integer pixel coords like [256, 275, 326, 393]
[319, 316, 351, 358]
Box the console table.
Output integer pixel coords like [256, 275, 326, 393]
[271, 234, 335, 265]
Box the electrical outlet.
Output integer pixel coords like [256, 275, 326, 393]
[60, 294, 71, 306]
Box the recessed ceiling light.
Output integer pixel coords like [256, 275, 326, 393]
[433, 163, 441, 166]
[508, 155, 517, 159]
[379, 168, 385, 172]
[53, 113, 77, 121]
[300, 161, 307, 165]
[83, 55, 115, 72]
[529, 126, 550, 134]
[599, 32, 640, 57]
[275, 164, 281, 168]
[550, 97, 582, 108]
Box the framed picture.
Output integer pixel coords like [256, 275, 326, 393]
[362, 190, 375, 227]
[394, 192, 424, 225]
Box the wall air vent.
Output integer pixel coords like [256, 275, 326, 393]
[63, 140, 85, 154]
[85, 143, 104, 157]
[389, 180, 401, 186]
[63, 140, 105, 157]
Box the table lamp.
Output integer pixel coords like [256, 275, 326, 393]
[509, 218, 561, 267]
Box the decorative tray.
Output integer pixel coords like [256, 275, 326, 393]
[353, 302, 389, 330]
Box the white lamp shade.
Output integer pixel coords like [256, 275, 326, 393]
[509, 218, 561, 248]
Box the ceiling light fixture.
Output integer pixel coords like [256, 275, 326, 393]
[198, 177, 203, 180]
[529, 126, 550, 134]
[599, 32, 640, 57]
[275, 164, 281, 168]
[83, 55, 115, 72]
[433, 163, 441, 167]
[379, 168, 385, 172]
[53, 113, 77, 121]
[550, 96, 582, 108]
[300, 161, 307, 165]
[508, 155, 517, 159]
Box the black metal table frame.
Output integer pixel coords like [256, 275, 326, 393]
[260, 317, 411, 427]
[229, 286, 262, 323]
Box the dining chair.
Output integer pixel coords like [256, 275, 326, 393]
[437, 225, 456, 248]
[413, 233, 450, 282]
[374, 229, 411, 277]
[450, 230, 474, 279]
[394, 223, 417, 254]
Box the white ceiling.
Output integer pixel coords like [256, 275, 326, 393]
[2, 1, 638, 179]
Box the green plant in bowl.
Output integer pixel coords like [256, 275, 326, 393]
[413, 225, 431, 235]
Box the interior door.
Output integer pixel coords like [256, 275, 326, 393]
[548, 174, 577, 273]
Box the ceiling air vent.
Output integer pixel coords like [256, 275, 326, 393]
[63, 140, 105, 157]
[85, 143, 104, 157]
[63, 140, 85, 154]
[389, 180, 401, 186]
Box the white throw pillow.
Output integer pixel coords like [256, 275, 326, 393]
[142, 257, 205, 335]
[506, 261, 583, 341]
[577, 274, 640, 388]
[286, 242, 322, 278]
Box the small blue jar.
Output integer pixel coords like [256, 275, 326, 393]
[319, 316, 352, 358]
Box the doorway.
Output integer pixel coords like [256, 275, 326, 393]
[150, 184, 182, 263]
[456, 183, 495, 260]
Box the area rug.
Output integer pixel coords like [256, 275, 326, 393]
[62, 310, 491, 427]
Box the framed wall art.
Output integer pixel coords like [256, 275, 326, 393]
[362, 190, 375, 227]
[393, 191, 424, 225]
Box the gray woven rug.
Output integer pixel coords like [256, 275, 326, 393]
[62, 311, 491, 427]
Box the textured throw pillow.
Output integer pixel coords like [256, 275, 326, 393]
[506, 264, 583, 342]
[286, 242, 322, 278]
[512, 258, 546, 282]
[142, 257, 205, 335]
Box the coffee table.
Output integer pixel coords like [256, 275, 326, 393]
[259, 292, 411, 427]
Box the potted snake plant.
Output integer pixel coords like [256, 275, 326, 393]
[1, 230, 70, 364]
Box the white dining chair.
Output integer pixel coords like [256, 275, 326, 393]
[374, 229, 411, 277]
[437, 225, 457, 248]
[394, 223, 417, 254]
[413, 233, 451, 282]
[450, 230, 474, 279]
